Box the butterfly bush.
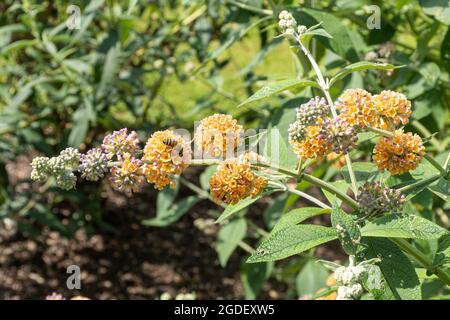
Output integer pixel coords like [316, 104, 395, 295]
[29, 9, 450, 300]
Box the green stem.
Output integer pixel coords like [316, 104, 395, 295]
[398, 174, 441, 194]
[296, 36, 358, 198]
[254, 162, 358, 209]
[391, 238, 450, 286]
[309, 286, 338, 300]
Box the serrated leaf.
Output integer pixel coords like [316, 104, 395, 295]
[272, 207, 331, 233]
[237, 79, 319, 108]
[331, 199, 361, 255]
[330, 61, 399, 86]
[362, 238, 422, 300]
[142, 196, 199, 227]
[361, 213, 449, 239]
[247, 225, 337, 263]
[216, 218, 247, 267]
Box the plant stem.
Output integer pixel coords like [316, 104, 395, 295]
[296, 36, 358, 198]
[391, 238, 450, 286]
[254, 162, 358, 209]
[424, 154, 447, 176]
[398, 174, 441, 194]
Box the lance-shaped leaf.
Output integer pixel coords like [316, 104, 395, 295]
[237, 79, 320, 108]
[362, 238, 422, 300]
[272, 207, 331, 233]
[329, 61, 399, 86]
[216, 191, 273, 223]
[142, 196, 200, 227]
[361, 213, 449, 240]
[331, 199, 361, 255]
[247, 225, 337, 263]
[216, 218, 247, 267]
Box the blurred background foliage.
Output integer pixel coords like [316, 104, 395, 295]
[0, 0, 449, 299]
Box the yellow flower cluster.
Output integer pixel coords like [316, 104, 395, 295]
[194, 114, 243, 158]
[142, 130, 191, 190]
[372, 90, 411, 130]
[337, 89, 412, 130]
[289, 121, 331, 159]
[336, 89, 378, 128]
[373, 129, 425, 175]
[110, 153, 146, 195]
[210, 153, 267, 205]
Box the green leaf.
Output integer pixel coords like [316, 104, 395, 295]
[432, 235, 450, 268]
[216, 218, 247, 267]
[420, 0, 450, 25]
[342, 162, 382, 187]
[263, 126, 291, 169]
[304, 28, 333, 39]
[330, 61, 399, 86]
[362, 238, 422, 300]
[237, 79, 319, 108]
[361, 213, 449, 239]
[68, 108, 89, 147]
[156, 184, 180, 215]
[199, 165, 217, 190]
[331, 199, 361, 255]
[321, 180, 349, 206]
[240, 261, 272, 300]
[272, 207, 331, 233]
[296, 259, 329, 297]
[216, 192, 270, 223]
[247, 225, 337, 263]
[142, 196, 199, 227]
[96, 42, 121, 100]
[301, 9, 359, 62]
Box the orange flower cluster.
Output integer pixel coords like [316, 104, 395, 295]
[373, 130, 425, 175]
[336, 89, 378, 128]
[194, 114, 243, 158]
[337, 89, 412, 131]
[372, 90, 411, 130]
[289, 123, 331, 159]
[210, 153, 267, 205]
[142, 130, 191, 190]
[110, 153, 146, 195]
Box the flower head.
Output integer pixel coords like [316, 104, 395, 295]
[288, 97, 330, 141]
[336, 89, 378, 128]
[194, 114, 242, 158]
[289, 123, 331, 159]
[55, 170, 77, 190]
[210, 153, 267, 205]
[59, 147, 81, 170]
[278, 10, 297, 34]
[102, 128, 140, 159]
[319, 117, 357, 154]
[110, 153, 145, 195]
[79, 148, 109, 181]
[373, 130, 425, 175]
[30, 156, 50, 182]
[358, 181, 405, 217]
[143, 130, 191, 190]
[372, 90, 411, 130]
